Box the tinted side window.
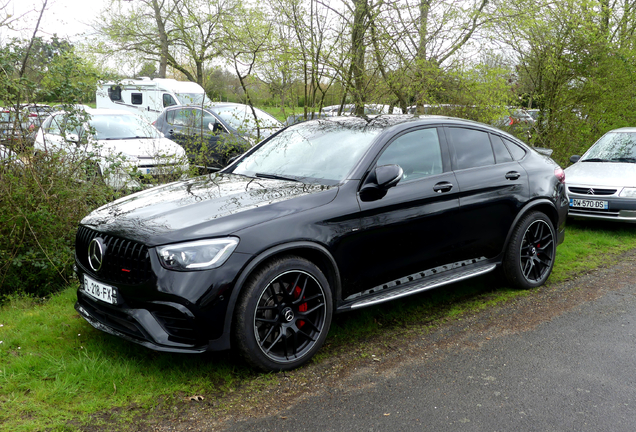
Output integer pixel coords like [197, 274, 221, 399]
[490, 134, 513, 163]
[503, 138, 527, 160]
[448, 127, 494, 170]
[131, 93, 143, 105]
[377, 128, 443, 181]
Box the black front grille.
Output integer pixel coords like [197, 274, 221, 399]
[76, 225, 153, 284]
[568, 186, 617, 196]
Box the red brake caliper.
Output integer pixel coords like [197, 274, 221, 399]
[293, 286, 307, 328]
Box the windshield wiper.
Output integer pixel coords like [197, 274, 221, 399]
[255, 172, 300, 182]
[581, 158, 609, 162]
[610, 157, 636, 163]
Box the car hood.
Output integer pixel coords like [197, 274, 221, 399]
[95, 137, 185, 159]
[81, 173, 337, 246]
[565, 162, 636, 188]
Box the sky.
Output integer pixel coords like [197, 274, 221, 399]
[1, 0, 107, 41]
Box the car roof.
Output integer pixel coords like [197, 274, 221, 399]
[607, 127, 636, 133]
[289, 114, 503, 132]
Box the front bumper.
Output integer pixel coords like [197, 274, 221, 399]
[567, 193, 636, 223]
[74, 243, 251, 353]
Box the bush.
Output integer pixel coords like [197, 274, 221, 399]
[0, 139, 119, 299]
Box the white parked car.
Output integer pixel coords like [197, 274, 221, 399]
[34, 109, 189, 188]
[565, 127, 636, 223]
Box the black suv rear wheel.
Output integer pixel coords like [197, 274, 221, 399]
[503, 211, 556, 289]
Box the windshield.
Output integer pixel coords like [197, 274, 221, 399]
[231, 120, 381, 184]
[174, 92, 212, 106]
[90, 114, 161, 140]
[213, 105, 281, 132]
[583, 131, 636, 162]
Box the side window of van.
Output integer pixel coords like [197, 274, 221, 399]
[108, 86, 122, 102]
[131, 93, 143, 105]
[163, 94, 177, 108]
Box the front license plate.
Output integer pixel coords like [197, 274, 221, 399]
[84, 275, 116, 304]
[569, 198, 609, 209]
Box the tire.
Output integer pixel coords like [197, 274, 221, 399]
[233, 255, 333, 372]
[503, 211, 556, 289]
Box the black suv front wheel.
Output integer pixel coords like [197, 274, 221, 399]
[234, 256, 333, 371]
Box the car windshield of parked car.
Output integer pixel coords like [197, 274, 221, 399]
[583, 132, 636, 162]
[90, 114, 161, 140]
[231, 120, 381, 184]
[213, 105, 281, 131]
[174, 92, 212, 106]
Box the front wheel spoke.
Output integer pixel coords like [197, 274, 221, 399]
[267, 284, 281, 306]
[299, 302, 325, 316]
[538, 239, 554, 251]
[257, 305, 278, 312]
[297, 327, 317, 342]
[255, 316, 278, 324]
[298, 316, 320, 333]
[290, 328, 299, 357]
[263, 329, 284, 354]
[292, 292, 323, 306]
[259, 324, 279, 351]
[296, 275, 309, 299]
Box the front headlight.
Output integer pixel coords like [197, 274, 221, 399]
[619, 187, 636, 198]
[157, 238, 239, 271]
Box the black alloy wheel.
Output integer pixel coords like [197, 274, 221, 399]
[234, 256, 333, 371]
[503, 211, 556, 289]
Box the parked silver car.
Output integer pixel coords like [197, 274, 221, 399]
[565, 127, 636, 222]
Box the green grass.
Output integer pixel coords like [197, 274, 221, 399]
[1, 219, 636, 430]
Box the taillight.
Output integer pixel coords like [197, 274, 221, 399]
[29, 113, 37, 117]
[554, 167, 565, 184]
[508, 116, 514, 126]
[151, 121, 156, 126]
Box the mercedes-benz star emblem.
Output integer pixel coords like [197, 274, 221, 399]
[282, 307, 295, 323]
[88, 238, 105, 272]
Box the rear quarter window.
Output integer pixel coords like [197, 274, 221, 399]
[503, 138, 527, 160]
[448, 127, 495, 170]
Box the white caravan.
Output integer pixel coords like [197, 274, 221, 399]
[96, 78, 212, 122]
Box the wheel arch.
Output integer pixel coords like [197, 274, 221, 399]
[219, 241, 341, 350]
[503, 198, 559, 252]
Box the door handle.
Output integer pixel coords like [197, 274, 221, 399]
[433, 181, 453, 193]
[505, 171, 521, 180]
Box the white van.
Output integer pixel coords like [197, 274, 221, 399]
[96, 78, 212, 122]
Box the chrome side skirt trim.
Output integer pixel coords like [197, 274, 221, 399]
[342, 262, 496, 310]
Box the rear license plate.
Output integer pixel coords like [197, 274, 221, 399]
[569, 198, 608, 209]
[84, 275, 116, 304]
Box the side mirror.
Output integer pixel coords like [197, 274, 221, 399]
[67, 133, 80, 143]
[208, 122, 224, 133]
[570, 155, 581, 163]
[375, 164, 403, 189]
[359, 164, 403, 201]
